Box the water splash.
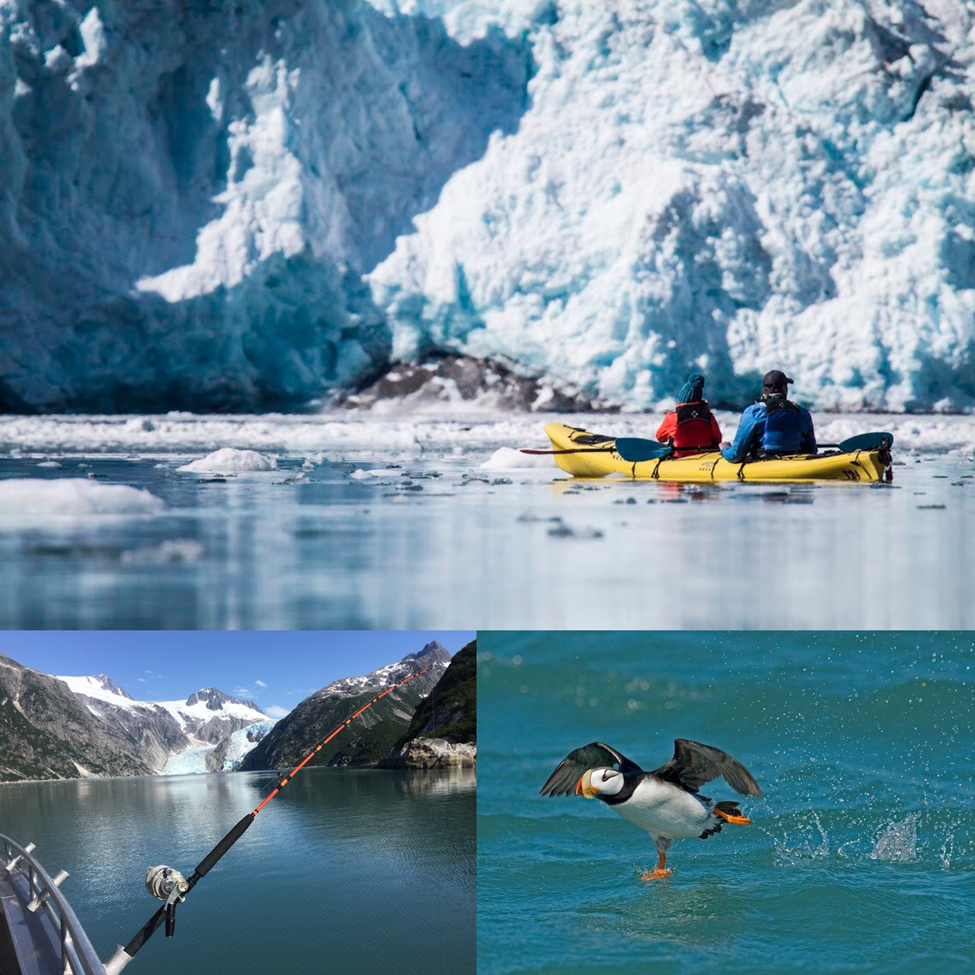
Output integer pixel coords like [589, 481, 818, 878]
[939, 831, 954, 870]
[769, 810, 830, 863]
[870, 813, 919, 862]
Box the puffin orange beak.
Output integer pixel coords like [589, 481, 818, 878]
[575, 770, 597, 799]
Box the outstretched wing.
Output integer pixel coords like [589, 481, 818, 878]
[650, 739, 761, 796]
[539, 741, 644, 797]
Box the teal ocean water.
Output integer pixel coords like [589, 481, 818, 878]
[477, 632, 975, 975]
[0, 768, 474, 974]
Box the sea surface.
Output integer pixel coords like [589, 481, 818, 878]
[0, 768, 475, 975]
[1, 411, 974, 629]
[476, 631, 975, 975]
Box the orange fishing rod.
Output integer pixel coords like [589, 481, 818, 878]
[104, 670, 428, 975]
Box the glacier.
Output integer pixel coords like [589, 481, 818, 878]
[373, 0, 975, 412]
[0, 0, 532, 411]
[1, 0, 974, 412]
[162, 718, 279, 773]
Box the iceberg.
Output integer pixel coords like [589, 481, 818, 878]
[0, 478, 165, 521]
[179, 447, 277, 472]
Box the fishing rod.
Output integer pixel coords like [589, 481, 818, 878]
[104, 669, 428, 975]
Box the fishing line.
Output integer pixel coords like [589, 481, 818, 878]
[104, 669, 427, 975]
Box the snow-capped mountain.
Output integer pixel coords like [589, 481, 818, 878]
[57, 674, 135, 702]
[0, 655, 153, 781]
[240, 640, 451, 771]
[310, 640, 452, 702]
[3, 0, 973, 412]
[55, 674, 271, 772]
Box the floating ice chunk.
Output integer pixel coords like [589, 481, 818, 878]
[179, 448, 278, 473]
[0, 479, 165, 520]
[350, 468, 403, 479]
[37, 461, 61, 468]
[480, 446, 554, 470]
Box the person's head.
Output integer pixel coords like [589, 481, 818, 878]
[677, 372, 706, 404]
[762, 369, 793, 397]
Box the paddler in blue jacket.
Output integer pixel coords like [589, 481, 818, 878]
[720, 370, 816, 462]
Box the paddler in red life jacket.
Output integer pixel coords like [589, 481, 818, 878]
[655, 373, 723, 456]
[720, 370, 817, 462]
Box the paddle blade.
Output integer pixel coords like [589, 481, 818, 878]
[837, 431, 894, 452]
[613, 438, 673, 463]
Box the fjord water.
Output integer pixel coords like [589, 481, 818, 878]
[477, 631, 975, 975]
[2, 412, 975, 629]
[0, 768, 475, 975]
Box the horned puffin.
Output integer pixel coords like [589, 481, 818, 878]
[540, 739, 761, 879]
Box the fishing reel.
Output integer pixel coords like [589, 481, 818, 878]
[145, 865, 189, 938]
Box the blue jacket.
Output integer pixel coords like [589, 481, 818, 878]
[720, 401, 816, 463]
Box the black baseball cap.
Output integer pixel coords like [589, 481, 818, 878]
[763, 369, 794, 390]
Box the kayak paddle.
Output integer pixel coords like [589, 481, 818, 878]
[836, 431, 894, 452]
[521, 438, 673, 463]
[816, 432, 895, 452]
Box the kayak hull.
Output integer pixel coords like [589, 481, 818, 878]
[544, 424, 890, 482]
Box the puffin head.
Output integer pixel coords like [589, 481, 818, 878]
[575, 767, 623, 800]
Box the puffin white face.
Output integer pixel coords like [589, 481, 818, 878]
[575, 767, 624, 799]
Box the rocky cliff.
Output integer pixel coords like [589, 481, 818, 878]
[239, 640, 452, 771]
[0, 654, 153, 781]
[377, 639, 476, 769]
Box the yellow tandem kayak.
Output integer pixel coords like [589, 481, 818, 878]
[544, 423, 892, 482]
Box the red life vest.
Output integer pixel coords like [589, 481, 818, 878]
[673, 401, 717, 455]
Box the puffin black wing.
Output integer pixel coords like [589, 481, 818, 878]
[539, 742, 644, 797]
[650, 738, 761, 796]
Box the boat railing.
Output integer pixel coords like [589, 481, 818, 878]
[1, 833, 108, 975]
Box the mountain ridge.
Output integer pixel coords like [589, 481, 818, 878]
[239, 641, 452, 771]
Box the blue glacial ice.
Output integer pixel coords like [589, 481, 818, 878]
[0, 0, 532, 411]
[373, 0, 975, 412]
[2, 0, 974, 412]
[162, 718, 279, 774]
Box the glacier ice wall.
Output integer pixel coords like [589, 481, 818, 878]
[372, 0, 975, 411]
[0, 0, 532, 411]
[3, 0, 974, 413]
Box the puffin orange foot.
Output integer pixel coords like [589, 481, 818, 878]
[639, 868, 672, 880]
[714, 809, 750, 825]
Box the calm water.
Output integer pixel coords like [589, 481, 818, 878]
[0, 768, 475, 975]
[476, 632, 975, 975]
[1, 412, 974, 629]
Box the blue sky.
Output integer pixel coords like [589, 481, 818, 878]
[0, 631, 474, 718]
